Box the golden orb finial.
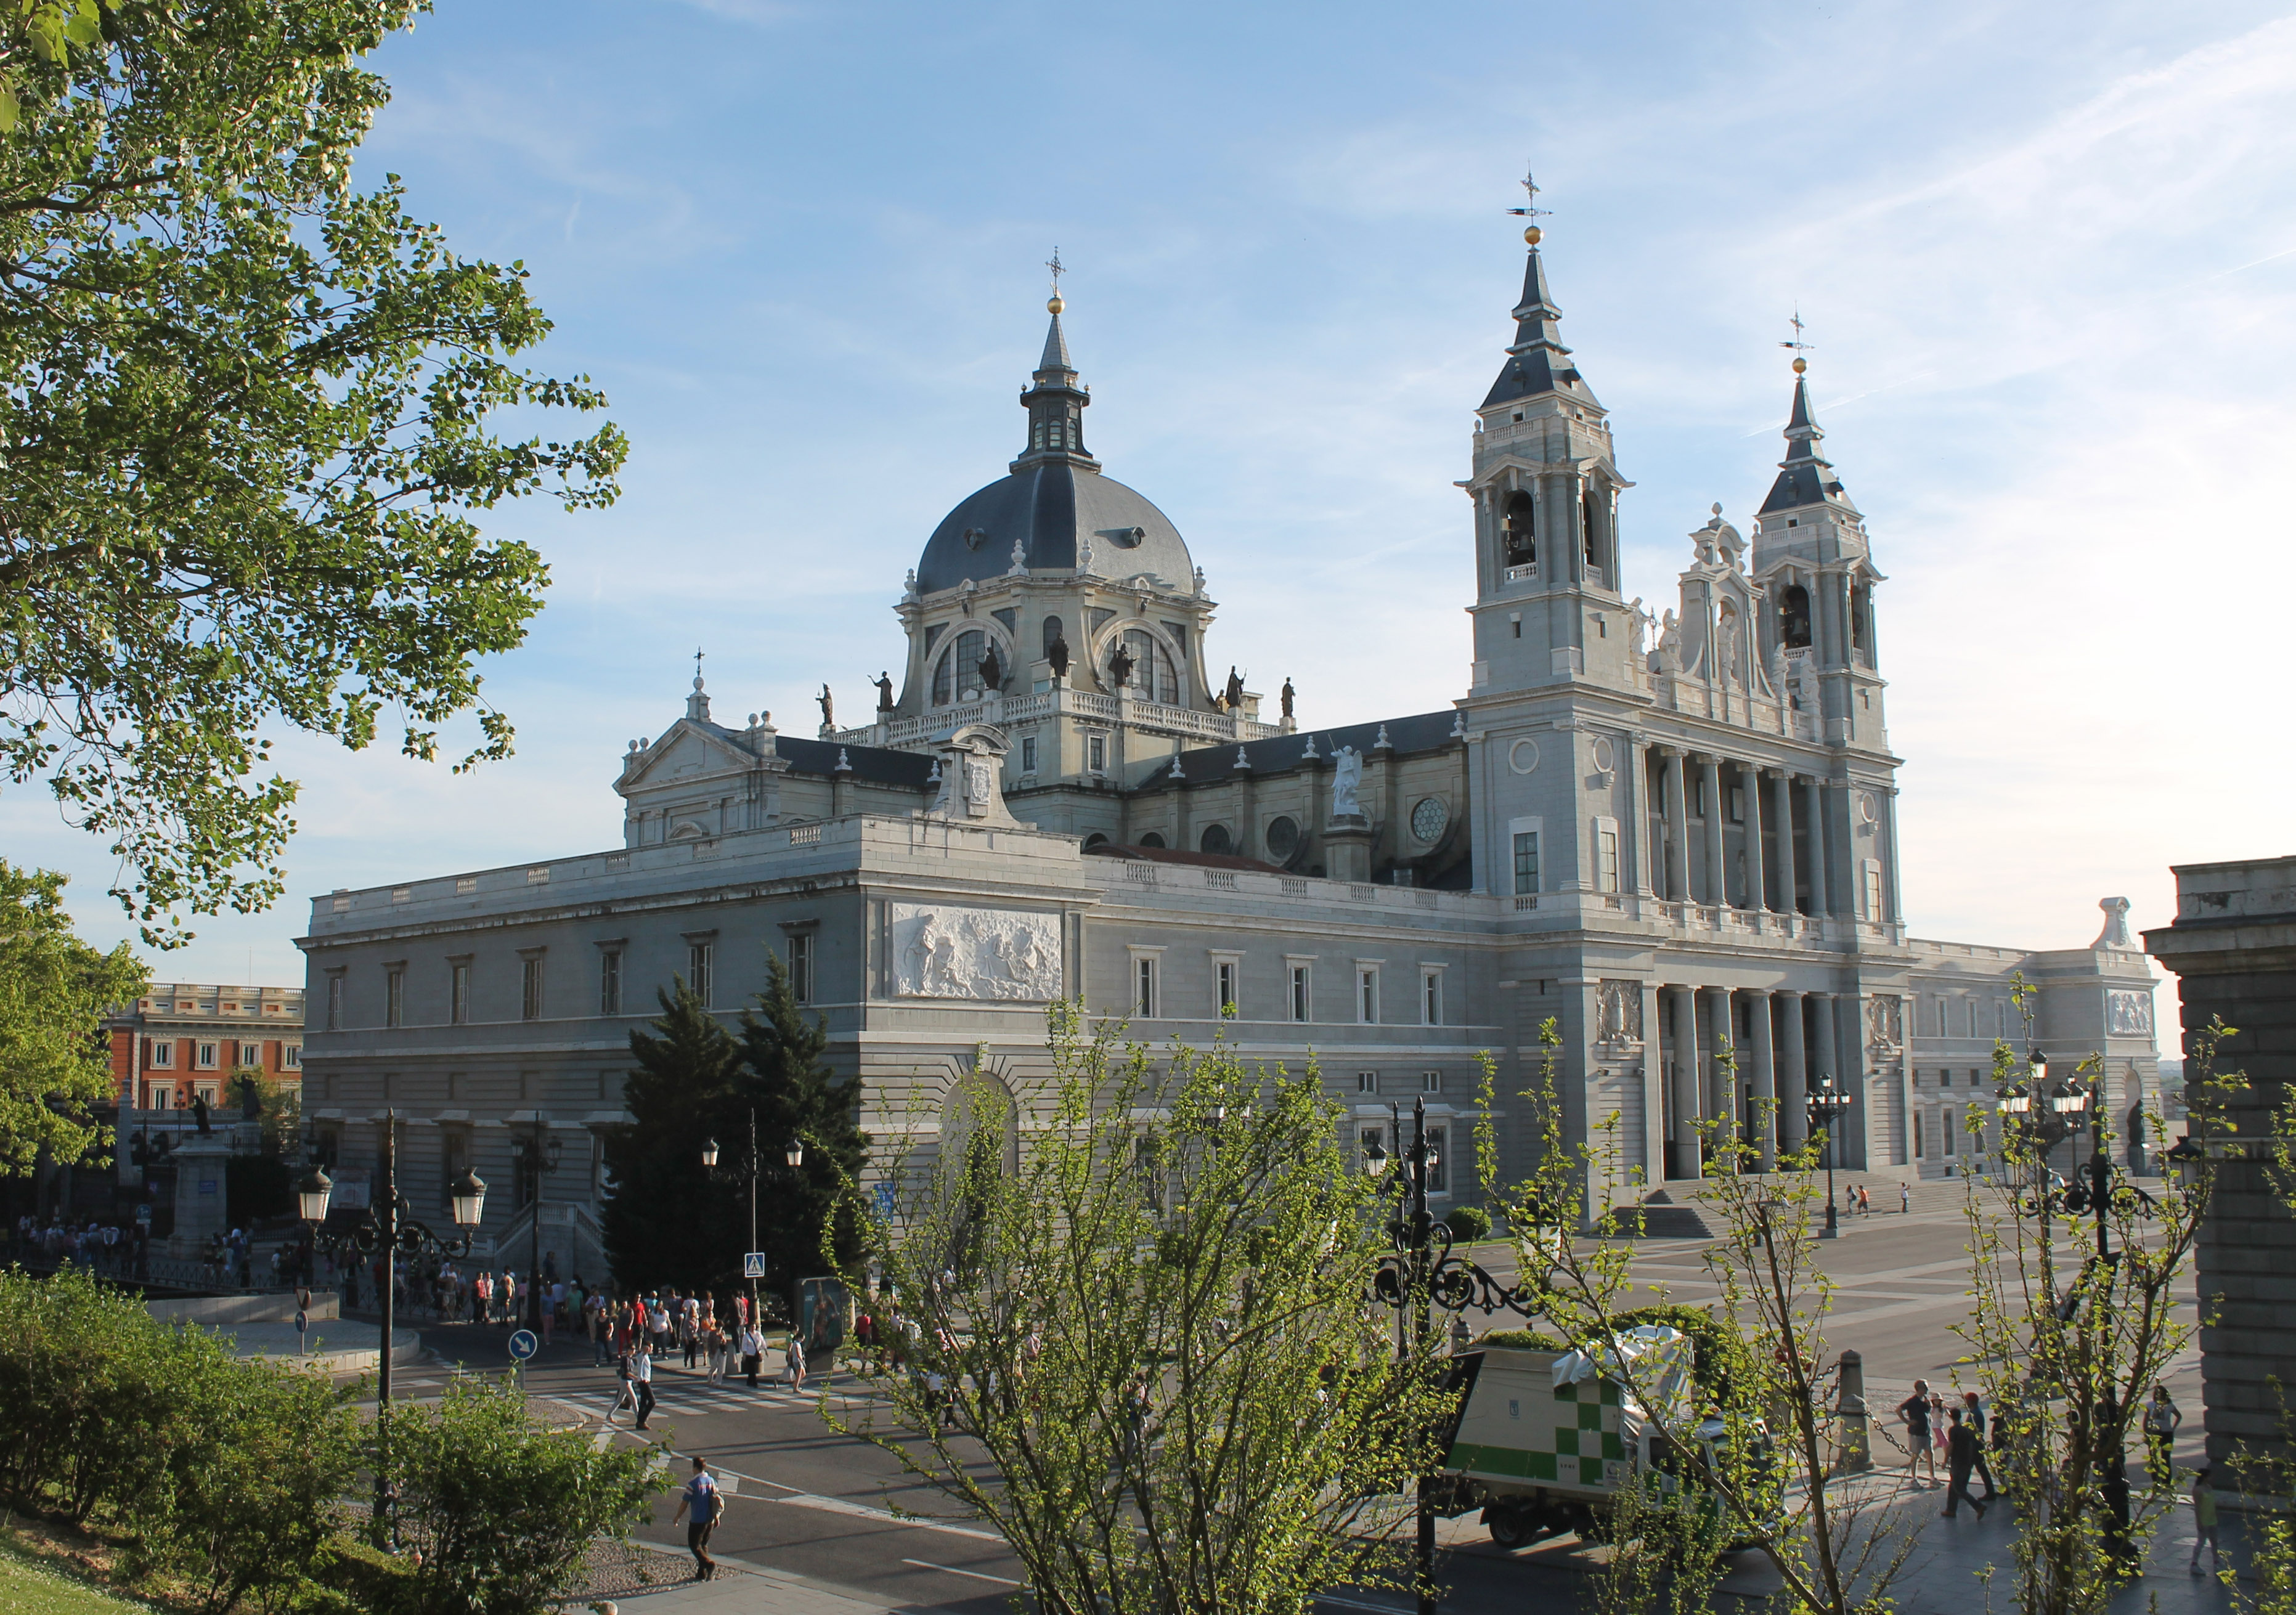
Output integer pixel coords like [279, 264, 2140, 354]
[1791, 356, 1807, 375]
[1048, 295, 1065, 314]
[1523, 224, 1542, 246]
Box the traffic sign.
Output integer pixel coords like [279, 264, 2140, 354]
[743, 1252, 768, 1279]
[508, 1328, 539, 1362]
[872, 1182, 897, 1220]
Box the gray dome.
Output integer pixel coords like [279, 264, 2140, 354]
[917, 464, 1194, 594]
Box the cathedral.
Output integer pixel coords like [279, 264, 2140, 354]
[296, 224, 2161, 1278]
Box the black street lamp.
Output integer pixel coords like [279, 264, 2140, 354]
[1366, 1097, 1548, 1613]
[1806, 1076, 1854, 1239]
[511, 1122, 563, 1329]
[701, 1113, 808, 1326]
[300, 1109, 485, 1543]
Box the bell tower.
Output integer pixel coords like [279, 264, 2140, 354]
[1460, 185, 1637, 699]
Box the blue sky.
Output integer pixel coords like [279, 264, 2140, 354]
[12, 0, 2295, 986]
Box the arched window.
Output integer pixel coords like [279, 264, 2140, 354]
[1138, 832, 1167, 849]
[1041, 616, 1064, 656]
[1780, 584, 1812, 649]
[931, 628, 986, 707]
[1199, 824, 1232, 856]
[1849, 585, 1871, 658]
[1503, 490, 1537, 569]
[1082, 832, 1109, 850]
[1117, 628, 1179, 704]
[1582, 487, 1602, 577]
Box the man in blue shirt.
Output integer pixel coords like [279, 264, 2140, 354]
[669, 1457, 721, 1580]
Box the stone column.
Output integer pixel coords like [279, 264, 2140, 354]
[1662, 749, 1690, 902]
[1748, 991, 1778, 1168]
[1804, 776, 1831, 917]
[1639, 981, 1666, 1184]
[1776, 990, 1809, 1150]
[1625, 734, 1654, 897]
[1772, 770, 1801, 917]
[1706, 986, 1736, 1151]
[1664, 985, 1700, 1180]
[1700, 756, 1726, 907]
[1744, 762, 1768, 911]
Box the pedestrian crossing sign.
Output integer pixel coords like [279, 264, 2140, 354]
[744, 1251, 767, 1279]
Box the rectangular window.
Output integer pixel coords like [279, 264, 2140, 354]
[1290, 964, 1311, 1023]
[600, 952, 622, 1016]
[1358, 968, 1378, 1025]
[789, 932, 815, 1004]
[1915, 1111, 1926, 1157]
[149, 1039, 174, 1068]
[521, 957, 543, 1022]
[1862, 858, 1884, 921]
[326, 975, 343, 1032]
[1425, 1126, 1448, 1194]
[385, 969, 404, 1028]
[1596, 820, 1620, 893]
[1357, 1071, 1379, 1095]
[1020, 736, 1038, 773]
[1944, 1107, 1956, 1156]
[1134, 1136, 1165, 1212]
[1422, 970, 1442, 1027]
[1513, 831, 1540, 895]
[450, 962, 470, 1025]
[196, 1043, 218, 1069]
[1089, 734, 1107, 773]
[1134, 956, 1157, 1019]
[1966, 998, 1979, 1038]
[144, 1082, 173, 1109]
[1728, 787, 1745, 824]
[282, 1046, 301, 1071]
[689, 942, 714, 1007]
[1422, 1070, 1443, 1094]
[1216, 959, 1236, 1015]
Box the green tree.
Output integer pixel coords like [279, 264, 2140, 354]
[736, 953, 867, 1300]
[0, 0, 625, 945]
[600, 981, 743, 1296]
[385, 1376, 662, 1615]
[0, 861, 146, 1174]
[836, 1008, 1454, 1615]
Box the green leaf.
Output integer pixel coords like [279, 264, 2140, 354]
[0, 79, 17, 134]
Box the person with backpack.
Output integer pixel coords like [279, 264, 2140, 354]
[2144, 1384, 2184, 1490]
[1943, 1407, 1989, 1518]
[670, 1457, 723, 1580]
[1899, 1380, 1939, 1488]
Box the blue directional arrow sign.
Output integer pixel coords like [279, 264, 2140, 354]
[508, 1328, 539, 1362]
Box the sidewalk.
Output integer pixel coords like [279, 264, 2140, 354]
[593, 1543, 977, 1615]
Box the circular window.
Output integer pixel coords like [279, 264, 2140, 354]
[1858, 792, 1879, 825]
[1590, 735, 1616, 773]
[1508, 738, 1540, 775]
[1199, 824, 1233, 856]
[1264, 815, 1300, 859]
[1410, 797, 1449, 844]
[1138, 831, 1167, 849]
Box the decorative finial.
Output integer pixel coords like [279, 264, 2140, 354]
[1506, 166, 1550, 246]
[1046, 246, 1065, 314]
[1780, 308, 1814, 375]
[692, 646, 706, 690]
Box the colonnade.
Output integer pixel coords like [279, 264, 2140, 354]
[1648, 747, 1833, 916]
[1651, 984, 1864, 1180]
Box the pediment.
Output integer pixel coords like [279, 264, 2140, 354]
[618, 720, 774, 794]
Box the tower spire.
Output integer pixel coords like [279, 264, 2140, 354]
[1014, 253, 1099, 473]
[1482, 172, 1598, 411]
[1759, 313, 1851, 514]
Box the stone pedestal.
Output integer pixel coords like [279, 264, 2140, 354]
[1324, 816, 1373, 882]
[166, 1133, 235, 1257]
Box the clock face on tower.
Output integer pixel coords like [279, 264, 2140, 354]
[1411, 797, 1449, 844]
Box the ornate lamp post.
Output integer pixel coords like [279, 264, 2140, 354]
[511, 1122, 563, 1328]
[1365, 1097, 1548, 1613]
[702, 1116, 806, 1325]
[1806, 1076, 1854, 1239]
[299, 1110, 484, 1542]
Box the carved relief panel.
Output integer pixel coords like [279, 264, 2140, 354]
[892, 903, 1063, 1001]
[2106, 990, 2154, 1038]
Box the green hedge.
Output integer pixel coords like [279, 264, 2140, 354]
[1440, 1205, 1491, 1242]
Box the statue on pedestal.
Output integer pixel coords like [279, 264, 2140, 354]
[1109, 643, 1134, 689]
[874, 672, 894, 712]
[1048, 632, 1070, 680]
[1330, 746, 1364, 820]
[1280, 677, 1295, 722]
[1223, 667, 1245, 710]
[979, 644, 1001, 693]
[816, 683, 835, 731]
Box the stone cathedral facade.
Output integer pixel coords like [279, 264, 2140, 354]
[298, 232, 2160, 1278]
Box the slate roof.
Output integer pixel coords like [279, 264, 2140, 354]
[771, 733, 937, 788]
[1759, 376, 1852, 515]
[1131, 709, 1461, 793]
[1481, 247, 1598, 410]
[916, 463, 1195, 595]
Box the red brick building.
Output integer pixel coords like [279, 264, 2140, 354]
[105, 983, 305, 1113]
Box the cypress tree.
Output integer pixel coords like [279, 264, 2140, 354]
[600, 981, 744, 1295]
[736, 954, 869, 1309]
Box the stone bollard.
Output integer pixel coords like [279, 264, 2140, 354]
[1833, 1348, 1873, 1475]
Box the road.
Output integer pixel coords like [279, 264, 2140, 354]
[356, 1173, 2206, 1614]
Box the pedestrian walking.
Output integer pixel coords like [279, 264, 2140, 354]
[606, 1346, 638, 1426]
[2189, 1468, 2221, 1574]
[587, 1289, 608, 1365]
[1960, 1391, 1997, 1499]
[669, 1457, 722, 1580]
[1899, 1379, 1939, 1487]
[630, 1340, 657, 1431]
[1900, 1181, 1911, 1214]
[739, 1322, 763, 1389]
[1857, 1184, 1872, 1216]
[1943, 1407, 1989, 1518]
[2144, 1384, 2183, 1490]
[785, 1329, 807, 1393]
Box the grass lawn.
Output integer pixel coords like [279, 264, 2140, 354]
[0, 1535, 161, 1615]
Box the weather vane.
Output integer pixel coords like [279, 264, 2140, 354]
[1780, 309, 1815, 373]
[1046, 247, 1065, 313]
[1506, 168, 1550, 222]
[693, 646, 704, 680]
